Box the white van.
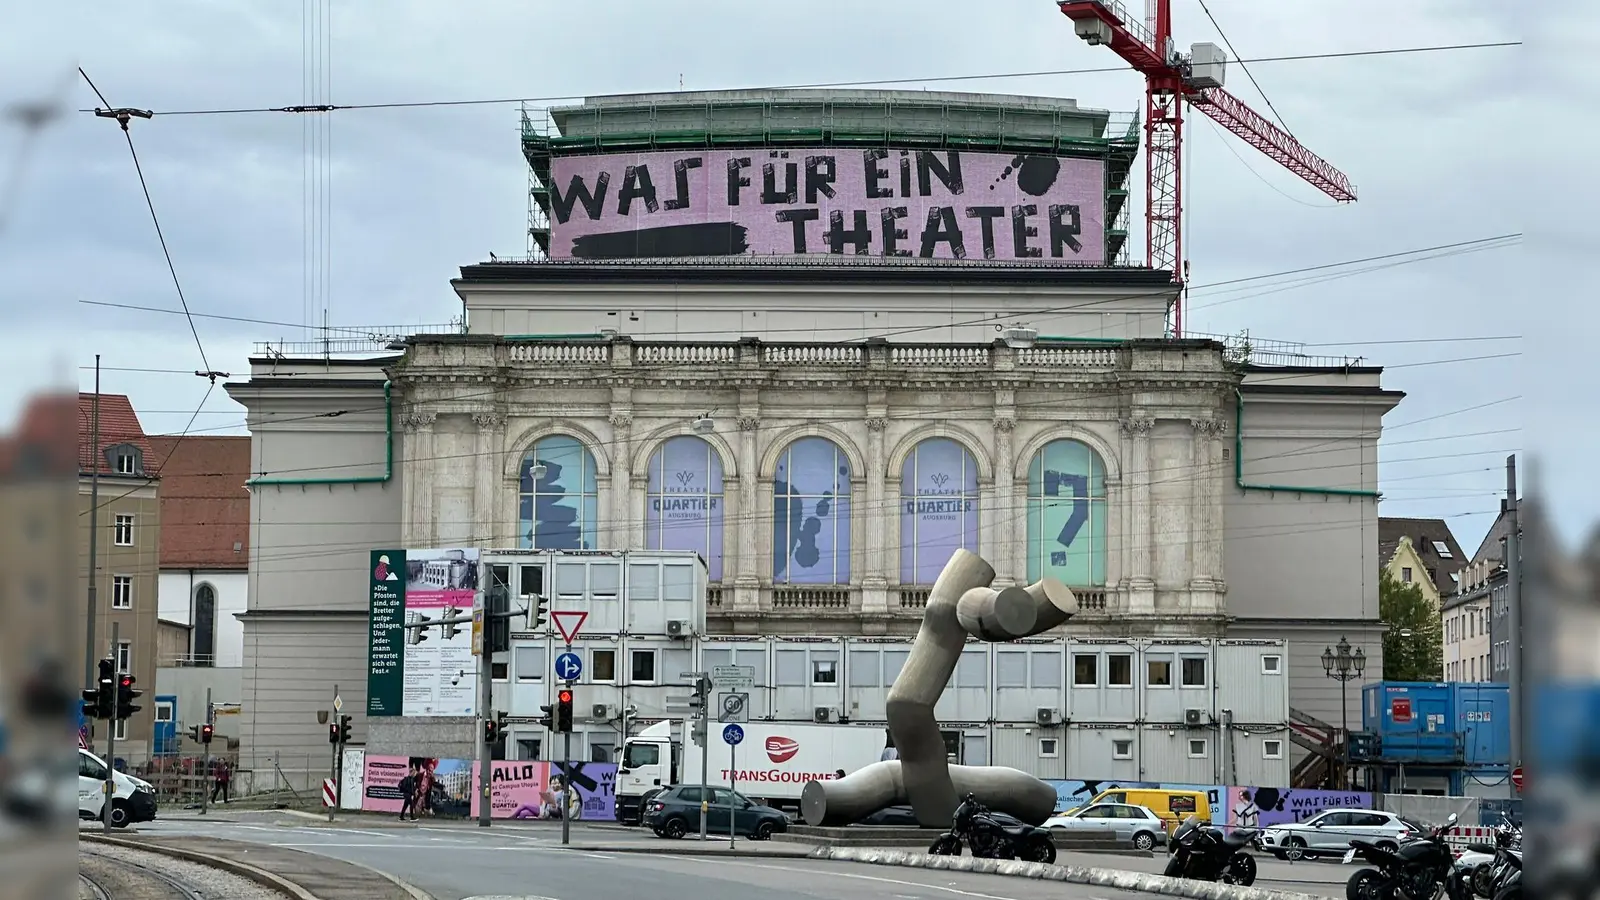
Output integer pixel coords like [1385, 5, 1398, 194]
[77, 747, 157, 827]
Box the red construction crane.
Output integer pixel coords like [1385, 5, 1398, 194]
[1057, 0, 1356, 335]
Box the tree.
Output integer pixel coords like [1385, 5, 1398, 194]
[1380, 569, 1444, 681]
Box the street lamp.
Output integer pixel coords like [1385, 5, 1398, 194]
[1322, 636, 1366, 789]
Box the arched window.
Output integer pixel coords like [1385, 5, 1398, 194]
[1026, 439, 1108, 587]
[192, 584, 216, 667]
[519, 435, 599, 551]
[772, 436, 852, 584]
[900, 438, 980, 584]
[645, 436, 726, 580]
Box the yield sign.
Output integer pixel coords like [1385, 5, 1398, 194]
[551, 610, 588, 645]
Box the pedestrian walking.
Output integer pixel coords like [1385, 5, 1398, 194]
[210, 758, 231, 803]
[398, 764, 418, 820]
[415, 764, 436, 818]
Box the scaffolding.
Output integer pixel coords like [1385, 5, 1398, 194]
[519, 91, 1139, 264]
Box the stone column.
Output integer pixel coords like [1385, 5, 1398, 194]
[991, 415, 1017, 586]
[608, 412, 634, 550]
[1189, 418, 1226, 610]
[1121, 416, 1156, 612]
[734, 415, 762, 610]
[862, 417, 890, 615]
[472, 411, 506, 546]
[401, 410, 437, 547]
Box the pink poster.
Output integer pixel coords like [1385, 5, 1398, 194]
[470, 760, 576, 820]
[548, 148, 1107, 264]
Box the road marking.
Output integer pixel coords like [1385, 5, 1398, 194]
[676, 859, 1035, 900]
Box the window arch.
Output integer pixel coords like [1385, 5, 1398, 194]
[192, 584, 216, 667]
[772, 436, 852, 584]
[519, 435, 599, 550]
[1026, 439, 1108, 587]
[900, 438, 980, 584]
[645, 436, 726, 580]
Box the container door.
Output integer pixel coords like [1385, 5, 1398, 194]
[1461, 698, 1494, 763]
[1416, 693, 1448, 735]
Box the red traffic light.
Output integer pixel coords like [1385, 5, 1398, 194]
[120, 676, 133, 688]
[558, 689, 573, 704]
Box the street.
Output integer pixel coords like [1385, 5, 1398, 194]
[117, 811, 1343, 899]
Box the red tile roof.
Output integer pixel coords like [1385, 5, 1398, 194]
[147, 436, 251, 570]
[78, 393, 156, 478]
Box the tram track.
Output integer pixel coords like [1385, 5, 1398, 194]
[79, 842, 272, 900]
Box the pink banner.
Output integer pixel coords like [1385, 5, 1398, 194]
[549, 148, 1106, 264]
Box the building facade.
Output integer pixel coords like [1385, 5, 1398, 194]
[78, 393, 162, 760]
[224, 88, 1399, 790]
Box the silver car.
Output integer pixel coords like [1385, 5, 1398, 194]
[1258, 808, 1419, 861]
[1043, 802, 1169, 851]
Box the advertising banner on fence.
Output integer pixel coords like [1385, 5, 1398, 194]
[362, 756, 620, 821]
[366, 548, 480, 717]
[1225, 786, 1372, 827]
[548, 148, 1106, 264]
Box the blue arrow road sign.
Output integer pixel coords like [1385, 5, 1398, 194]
[554, 652, 583, 681]
[722, 723, 745, 746]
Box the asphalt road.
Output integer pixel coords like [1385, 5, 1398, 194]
[130, 812, 1344, 900]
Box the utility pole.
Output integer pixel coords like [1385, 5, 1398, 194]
[103, 622, 118, 834]
[200, 688, 212, 815]
[85, 357, 101, 688]
[329, 685, 340, 823]
[477, 629, 492, 828]
[1504, 455, 1522, 781]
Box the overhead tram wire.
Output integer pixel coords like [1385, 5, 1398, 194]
[83, 41, 1522, 118]
[1196, 0, 1297, 139]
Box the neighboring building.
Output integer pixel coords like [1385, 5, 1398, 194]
[1378, 517, 1465, 608]
[150, 436, 251, 752]
[1448, 506, 1515, 684]
[78, 392, 161, 760]
[225, 89, 1398, 790]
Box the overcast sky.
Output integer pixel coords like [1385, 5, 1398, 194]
[2, 1, 1579, 553]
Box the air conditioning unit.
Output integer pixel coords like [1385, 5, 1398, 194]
[1036, 708, 1058, 726]
[666, 620, 690, 638]
[814, 706, 834, 723]
[591, 703, 611, 720]
[1184, 708, 1206, 727]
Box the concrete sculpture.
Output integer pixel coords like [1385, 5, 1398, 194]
[800, 548, 1075, 828]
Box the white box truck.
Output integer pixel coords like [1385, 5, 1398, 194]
[613, 719, 888, 824]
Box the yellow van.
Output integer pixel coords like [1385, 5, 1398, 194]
[1086, 789, 1212, 834]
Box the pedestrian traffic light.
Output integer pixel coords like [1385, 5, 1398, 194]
[328, 722, 340, 744]
[189, 724, 202, 743]
[200, 723, 214, 745]
[338, 714, 353, 744]
[556, 688, 574, 733]
[485, 583, 510, 654]
[687, 674, 711, 716]
[115, 674, 141, 720]
[538, 703, 555, 731]
[484, 717, 499, 744]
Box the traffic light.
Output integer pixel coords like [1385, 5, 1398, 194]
[189, 724, 202, 743]
[687, 674, 711, 717]
[115, 674, 141, 720]
[521, 565, 546, 630]
[408, 613, 432, 645]
[484, 717, 499, 744]
[485, 584, 510, 654]
[201, 723, 214, 745]
[338, 714, 353, 744]
[87, 658, 115, 719]
[538, 703, 555, 731]
[555, 687, 574, 733]
[328, 722, 340, 744]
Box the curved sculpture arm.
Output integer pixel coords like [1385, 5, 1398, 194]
[956, 578, 1076, 641]
[801, 760, 1057, 827]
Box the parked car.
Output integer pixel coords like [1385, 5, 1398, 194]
[1043, 802, 1169, 851]
[643, 784, 789, 841]
[1258, 809, 1419, 861]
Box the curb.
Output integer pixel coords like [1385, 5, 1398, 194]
[556, 844, 815, 859]
[80, 834, 321, 900]
[811, 847, 1333, 900]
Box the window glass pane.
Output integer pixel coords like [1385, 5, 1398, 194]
[956, 651, 987, 688]
[996, 652, 1027, 688]
[628, 564, 659, 600]
[882, 650, 908, 684]
[555, 562, 586, 597]
[1108, 654, 1132, 686]
[592, 650, 616, 681]
[514, 646, 545, 679]
[663, 565, 694, 601]
[519, 435, 599, 550]
[849, 650, 879, 687]
[773, 437, 852, 584]
[1073, 654, 1098, 686]
[738, 650, 767, 685]
[591, 563, 621, 596]
[1181, 657, 1208, 687]
[775, 650, 807, 686]
[701, 648, 732, 671]
[1029, 652, 1061, 689]
[899, 438, 980, 585]
[646, 436, 727, 581]
[1147, 656, 1172, 686]
[630, 651, 656, 682]
[1025, 440, 1107, 586]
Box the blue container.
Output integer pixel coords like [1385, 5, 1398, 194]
[1361, 681, 1509, 765]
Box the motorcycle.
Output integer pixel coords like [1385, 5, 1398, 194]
[1161, 815, 1259, 886]
[1344, 811, 1470, 900]
[927, 793, 1057, 864]
[1489, 849, 1519, 900]
[1456, 819, 1520, 898]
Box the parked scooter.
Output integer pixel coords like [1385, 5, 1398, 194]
[1162, 815, 1259, 886]
[927, 793, 1057, 864]
[1344, 812, 1471, 900]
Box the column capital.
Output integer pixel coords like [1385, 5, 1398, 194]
[608, 413, 634, 429]
[737, 415, 761, 432]
[865, 417, 889, 433]
[1120, 416, 1155, 436]
[1189, 418, 1228, 438]
[471, 411, 504, 430]
[992, 416, 1016, 434]
[402, 411, 437, 432]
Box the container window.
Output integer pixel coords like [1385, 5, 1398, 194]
[591, 649, 616, 682]
[1072, 654, 1098, 687]
[1181, 656, 1208, 687]
[1261, 655, 1282, 675]
[1039, 738, 1059, 758]
[1112, 739, 1134, 760]
[1108, 653, 1133, 687]
[1146, 655, 1173, 688]
[1263, 739, 1284, 759]
[1187, 738, 1208, 759]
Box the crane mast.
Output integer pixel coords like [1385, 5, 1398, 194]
[1057, 0, 1355, 336]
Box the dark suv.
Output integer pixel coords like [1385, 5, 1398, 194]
[643, 784, 789, 841]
